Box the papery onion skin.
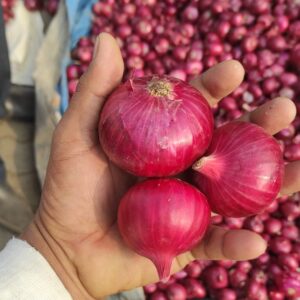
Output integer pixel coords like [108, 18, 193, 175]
[193, 121, 284, 218]
[118, 178, 211, 280]
[99, 75, 213, 177]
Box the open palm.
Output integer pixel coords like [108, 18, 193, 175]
[23, 33, 300, 300]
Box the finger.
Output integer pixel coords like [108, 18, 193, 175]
[190, 226, 267, 261]
[190, 60, 245, 107]
[62, 33, 124, 135]
[239, 97, 296, 135]
[281, 161, 300, 195]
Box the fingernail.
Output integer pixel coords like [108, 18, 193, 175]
[93, 35, 101, 59]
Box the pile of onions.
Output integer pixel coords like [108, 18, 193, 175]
[65, 0, 300, 298]
[1, 0, 60, 23]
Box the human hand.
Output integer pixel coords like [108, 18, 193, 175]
[22, 33, 299, 299]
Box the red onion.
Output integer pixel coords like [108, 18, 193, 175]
[169, 70, 187, 82]
[280, 201, 300, 221]
[217, 288, 237, 300]
[247, 281, 268, 300]
[269, 236, 292, 254]
[282, 224, 299, 240]
[203, 265, 228, 289]
[251, 268, 267, 284]
[269, 290, 285, 300]
[45, 0, 59, 15]
[211, 215, 223, 225]
[217, 260, 235, 269]
[236, 261, 252, 273]
[157, 277, 176, 290]
[182, 278, 206, 298]
[193, 122, 284, 217]
[118, 178, 210, 279]
[277, 272, 300, 299]
[150, 291, 167, 300]
[255, 253, 270, 269]
[99, 75, 213, 177]
[284, 144, 300, 162]
[219, 97, 237, 111]
[172, 270, 187, 280]
[24, 0, 43, 10]
[184, 261, 202, 278]
[229, 268, 248, 288]
[278, 254, 299, 271]
[166, 283, 187, 300]
[144, 283, 157, 294]
[264, 218, 282, 235]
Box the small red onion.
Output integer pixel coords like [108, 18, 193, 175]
[193, 122, 284, 217]
[269, 290, 285, 300]
[45, 0, 59, 15]
[184, 261, 202, 278]
[268, 263, 283, 280]
[217, 288, 237, 300]
[247, 281, 268, 300]
[269, 236, 292, 254]
[68, 79, 78, 96]
[203, 265, 228, 289]
[182, 278, 206, 298]
[255, 253, 270, 268]
[268, 36, 287, 52]
[236, 261, 252, 273]
[282, 224, 299, 240]
[280, 201, 300, 221]
[264, 218, 282, 235]
[211, 215, 223, 225]
[219, 97, 237, 111]
[118, 179, 210, 279]
[172, 270, 187, 280]
[157, 277, 176, 290]
[262, 78, 281, 94]
[144, 283, 157, 293]
[242, 35, 258, 53]
[229, 268, 248, 288]
[155, 38, 170, 54]
[182, 5, 198, 22]
[251, 268, 267, 284]
[285, 144, 300, 162]
[264, 200, 279, 214]
[276, 15, 289, 32]
[224, 217, 244, 229]
[100, 75, 213, 177]
[277, 272, 300, 298]
[278, 253, 299, 271]
[150, 291, 167, 300]
[186, 61, 203, 75]
[243, 53, 258, 69]
[166, 283, 187, 300]
[24, 0, 43, 11]
[217, 260, 235, 269]
[66, 65, 80, 80]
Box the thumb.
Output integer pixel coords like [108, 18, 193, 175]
[59, 33, 124, 141]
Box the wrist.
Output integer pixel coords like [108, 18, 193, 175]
[21, 215, 96, 300]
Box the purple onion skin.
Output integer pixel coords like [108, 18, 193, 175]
[118, 178, 211, 280]
[193, 121, 284, 217]
[99, 75, 213, 177]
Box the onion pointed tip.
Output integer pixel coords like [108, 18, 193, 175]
[152, 255, 173, 280]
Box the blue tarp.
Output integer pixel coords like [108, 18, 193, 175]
[58, 0, 97, 113]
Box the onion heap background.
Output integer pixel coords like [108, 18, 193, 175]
[3, 0, 300, 299]
[1, 0, 60, 22]
[69, 1, 300, 298]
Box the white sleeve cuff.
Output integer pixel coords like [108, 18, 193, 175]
[0, 238, 72, 300]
